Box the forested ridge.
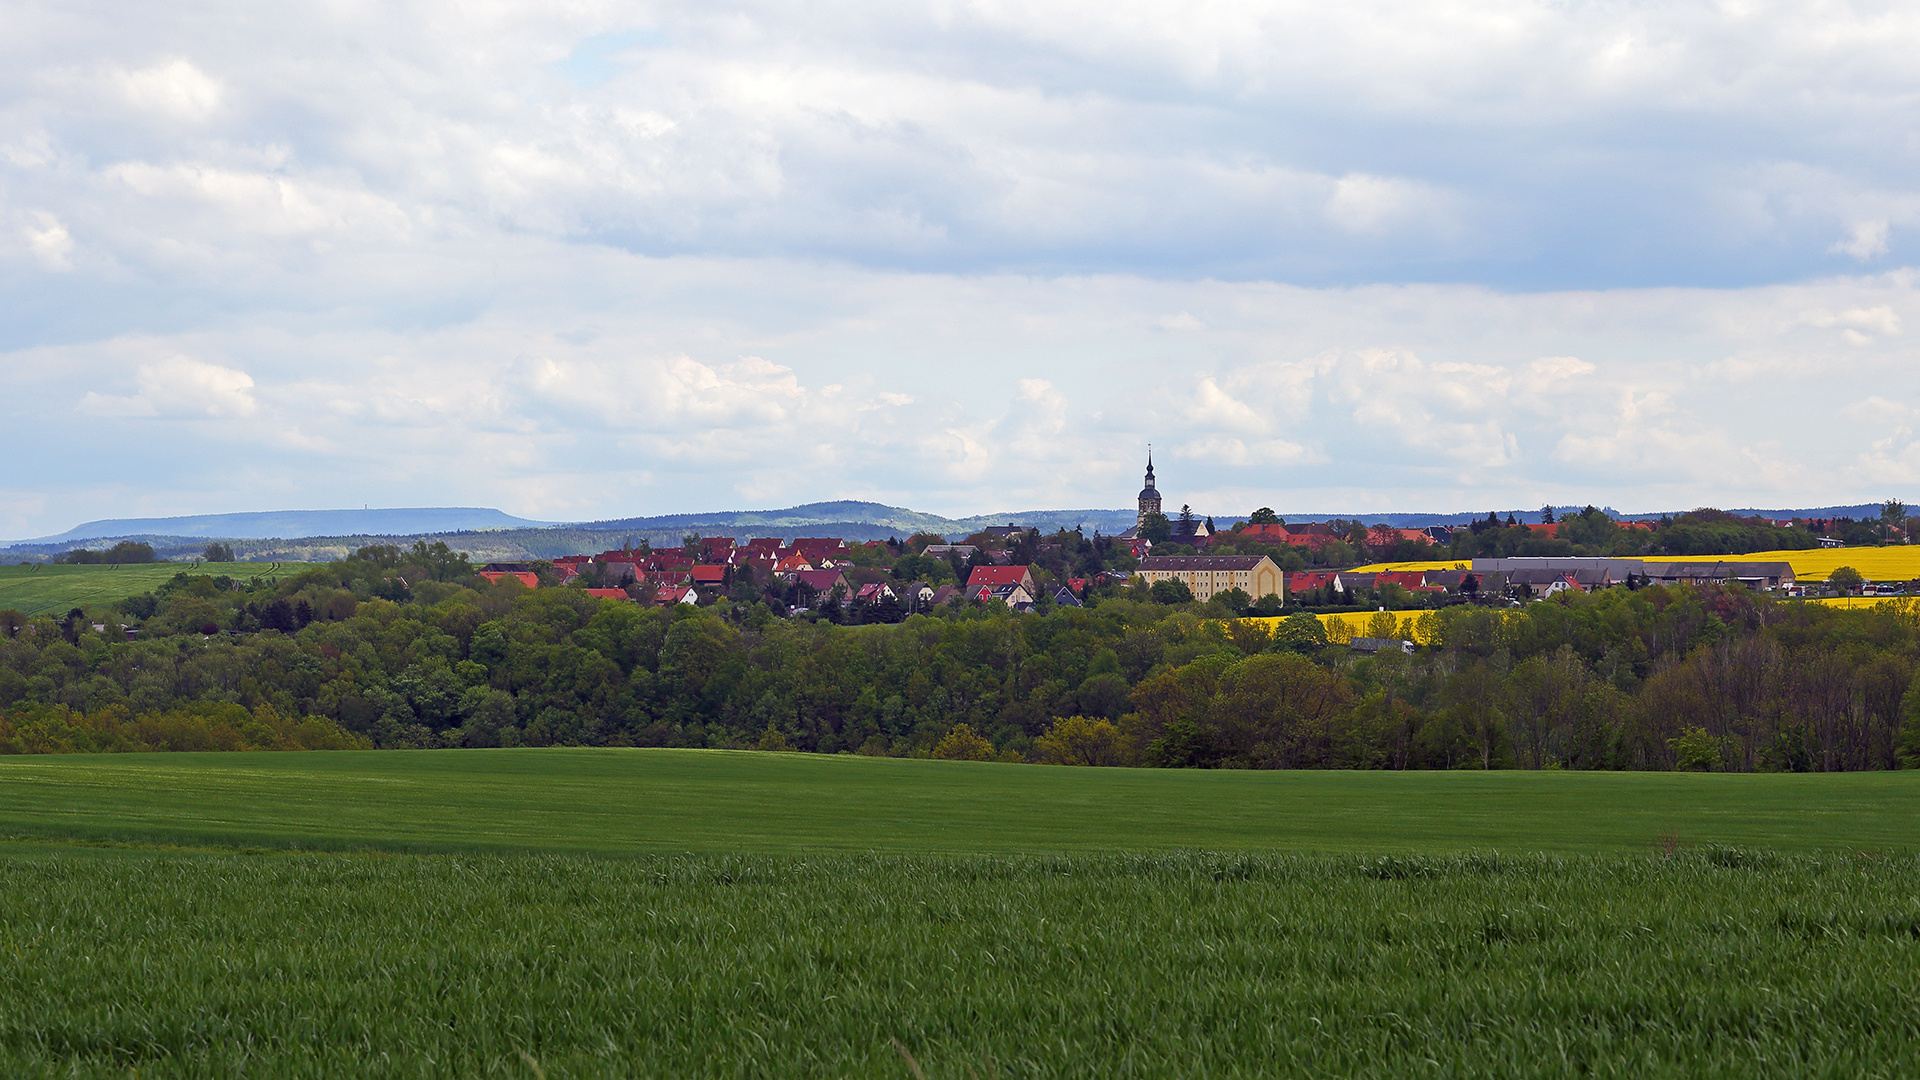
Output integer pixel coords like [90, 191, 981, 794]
[4, 545, 1920, 770]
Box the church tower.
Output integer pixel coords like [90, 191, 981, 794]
[1137, 451, 1162, 527]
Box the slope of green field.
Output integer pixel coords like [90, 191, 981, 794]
[0, 562, 318, 616]
[0, 748, 1913, 854]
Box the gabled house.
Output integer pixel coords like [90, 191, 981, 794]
[690, 565, 728, 588]
[790, 538, 849, 564]
[654, 585, 698, 605]
[790, 569, 850, 602]
[966, 565, 1037, 594]
[854, 582, 895, 604]
[1289, 570, 1338, 596]
[968, 582, 1035, 607]
[773, 554, 813, 574]
[479, 563, 540, 588]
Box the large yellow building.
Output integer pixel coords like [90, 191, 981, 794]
[1135, 555, 1283, 602]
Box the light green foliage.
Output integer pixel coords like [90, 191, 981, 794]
[0, 848, 1915, 1077]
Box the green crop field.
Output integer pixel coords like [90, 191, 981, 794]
[0, 562, 318, 616]
[2, 751, 1917, 1077]
[0, 748, 1916, 853]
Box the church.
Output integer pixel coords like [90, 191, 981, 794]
[1119, 451, 1208, 543]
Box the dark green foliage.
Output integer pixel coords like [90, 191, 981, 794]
[54, 541, 157, 565]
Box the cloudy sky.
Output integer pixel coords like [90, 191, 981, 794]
[4, 0, 1919, 537]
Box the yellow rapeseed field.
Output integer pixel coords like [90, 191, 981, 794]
[1346, 560, 1471, 573]
[1351, 548, 1920, 582]
[1716, 548, 1920, 582]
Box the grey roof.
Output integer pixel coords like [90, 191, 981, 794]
[1138, 555, 1272, 570]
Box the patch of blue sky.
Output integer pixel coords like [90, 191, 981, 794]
[555, 30, 667, 89]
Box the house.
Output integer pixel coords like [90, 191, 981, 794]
[789, 568, 851, 601]
[583, 588, 630, 601]
[1135, 555, 1283, 602]
[968, 581, 1035, 606]
[690, 565, 728, 588]
[654, 585, 698, 605]
[981, 524, 1031, 540]
[698, 536, 737, 561]
[1505, 569, 1585, 597]
[929, 584, 962, 606]
[1289, 570, 1339, 596]
[898, 581, 936, 610]
[1052, 586, 1083, 608]
[1333, 571, 1377, 593]
[598, 559, 642, 585]
[922, 545, 978, 560]
[790, 538, 849, 563]
[853, 582, 895, 604]
[1066, 577, 1087, 595]
[479, 563, 540, 588]
[966, 565, 1038, 594]
[773, 553, 813, 574]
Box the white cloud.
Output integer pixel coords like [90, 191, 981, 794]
[21, 211, 73, 270]
[76, 356, 257, 419]
[117, 58, 222, 122]
[1831, 220, 1890, 261]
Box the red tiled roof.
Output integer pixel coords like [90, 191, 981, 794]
[967, 565, 1033, 587]
[583, 588, 629, 600]
[691, 565, 727, 583]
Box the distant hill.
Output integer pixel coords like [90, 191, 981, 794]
[3, 499, 1880, 564]
[575, 501, 1139, 539]
[11, 508, 557, 545]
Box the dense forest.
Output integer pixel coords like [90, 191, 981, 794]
[3, 542, 1919, 771]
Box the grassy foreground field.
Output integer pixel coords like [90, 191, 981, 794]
[0, 562, 317, 616]
[0, 848, 1916, 1078]
[3, 753, 1917, 1077]
[1, 748, 1917, 853]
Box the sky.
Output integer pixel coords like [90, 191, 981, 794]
[4, 0, 1920, 538]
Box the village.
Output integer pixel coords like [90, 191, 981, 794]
[468, 456, 1863, 621]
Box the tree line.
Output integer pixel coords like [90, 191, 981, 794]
[3, 545, 1920, 770]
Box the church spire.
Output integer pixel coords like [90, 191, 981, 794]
[1136, 445, 1163, 529]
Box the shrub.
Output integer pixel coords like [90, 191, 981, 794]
[931, 723, 994, 761]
